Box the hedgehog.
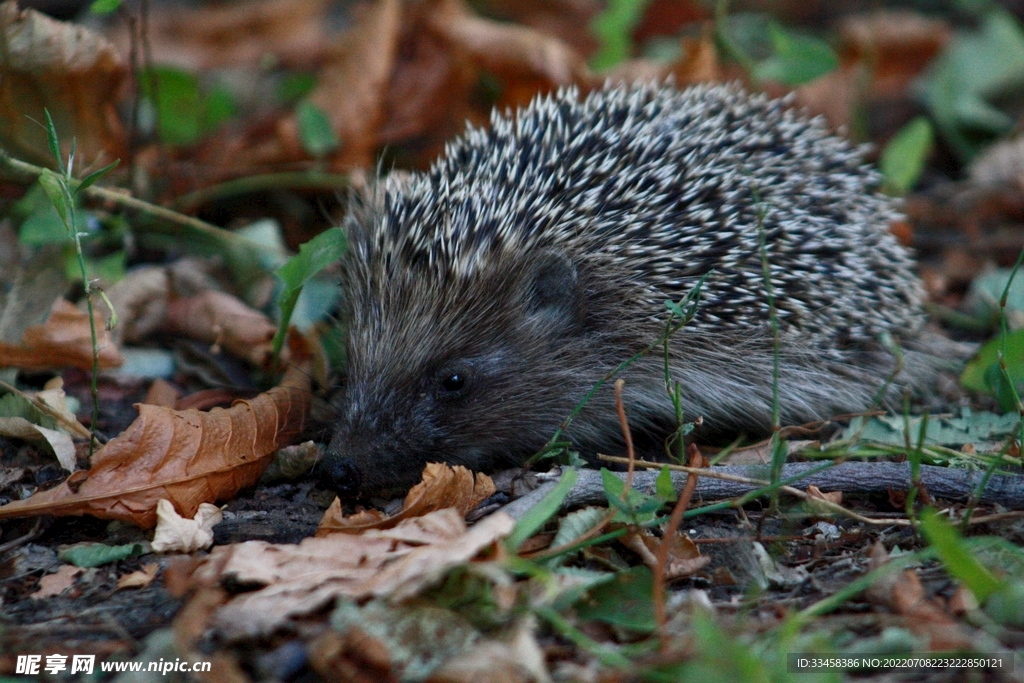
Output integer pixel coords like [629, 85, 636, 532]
[320, 82, 931, 498]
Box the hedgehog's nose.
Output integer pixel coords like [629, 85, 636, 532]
[319, 455, 362, 498]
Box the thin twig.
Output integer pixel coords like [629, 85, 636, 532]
[654, 442, 702, 633]
[614, 379, 636, 496]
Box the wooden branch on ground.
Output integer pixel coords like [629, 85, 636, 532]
[499, 462, 1024, 520]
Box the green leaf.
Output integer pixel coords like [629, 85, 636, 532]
[19, 201, 69, 246]
[203, 84, 237, 130]
[272, 227, 346, 363]
[43, 109, 64, 175]
[589, 0, 653, 70]
[551, 506, 608, 551]
[844, 408, 1020, 449]
[655, 466, 677, 502]
[601, 468, 662, 523]
[923, 10, 1024, 161]
[58, 542, 147, 568]
[961, 330, 1024, 404]
[984, 579, 1024, 627]
[919, 508, 1003, 602]
[90, 250, 127, 285]
[142, 67, 202, 145]
[140, 67, 238, 146]
[574, 566, 657, 633]
[753, 22, 838, 85]
[880, 117, 934, 195]
[76, 159, 120, 194]
[90, 0, 122, 13]
[0, 393, 54, 429]
[966, 268, 1024, 324]
[505, 467, 578, 552]
[278, 72, 317, 104]
[37, 169, 71, 230]
[296, 100, 339, 158]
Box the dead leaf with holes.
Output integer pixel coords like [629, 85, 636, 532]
[316, 463, 496, 535]
[0, 364, 309, 528]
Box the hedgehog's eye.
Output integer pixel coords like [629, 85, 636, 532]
[436, 366, 471, 398]
[442, 373, 465, 392]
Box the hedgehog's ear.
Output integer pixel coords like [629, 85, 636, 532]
[525, 251, 585, 329]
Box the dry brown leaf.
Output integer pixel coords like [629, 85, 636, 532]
[194, 510, 513, 640]
[604, 33, 721, 89]
[865, 541, 977, 651]
[164, 290, 280, 369]
[0, 364, 310, 528]
[806, 485, 842, 504]
[317, 463, 496, 535]
[0, 298, 123, 371]
[143, 378, 181, 408]
[376, 1, 478, 151]
[37, 377, 91, 439]
[31, 564, 83, 599]
[429, 618, 548, 683]
[430, 0, 589, 93]
[106, 0, 332, 73]
[116, 562, 159, 590]
[839, 10, 951, 95]
[0, 1, 127, 166]
[239, 0, 401, 171]
[0, 417, 75, 472]
[621, 528, 709, 580]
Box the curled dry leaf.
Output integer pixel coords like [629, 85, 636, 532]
[0, 298, 123, 371]
[0, 364, 310, 528]
[189, 509, 514, 640]
[151, 499, 223, 553]
[317, 463, 496, 535]
[164, 290, 281, 369]
[0, 0, 127, 166]
[0, 417, 75, 472]
[621, 528, 709, 580]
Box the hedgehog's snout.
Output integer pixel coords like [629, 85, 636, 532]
[319, 453, 363, 498]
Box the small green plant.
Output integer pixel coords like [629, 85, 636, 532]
[880, 117, 934, 195]
[271, 226, 347, 371]
[589, 0, 653, 70]
[140, 67, 236, 146]
[716, 4, 838, 86]
[36, 110, 120, 456]
[295, 100, 340, 159]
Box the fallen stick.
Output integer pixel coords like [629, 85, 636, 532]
[499, 462, 1024, 520]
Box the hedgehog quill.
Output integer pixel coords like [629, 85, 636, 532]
[322, 83, 934, 497]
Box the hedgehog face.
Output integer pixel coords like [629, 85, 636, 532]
[321, 249, 597, 498]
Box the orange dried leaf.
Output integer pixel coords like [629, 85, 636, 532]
[430, 2, 588, 90]
[164, 290, 280, 369]
[0, 298, 123, 371]
[0, 365, 310, 528]
[31, 564, 83, 600]
[0, 1, 127, 166]
[317, 463, 496, 535]
[116, 563, 159, 590]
